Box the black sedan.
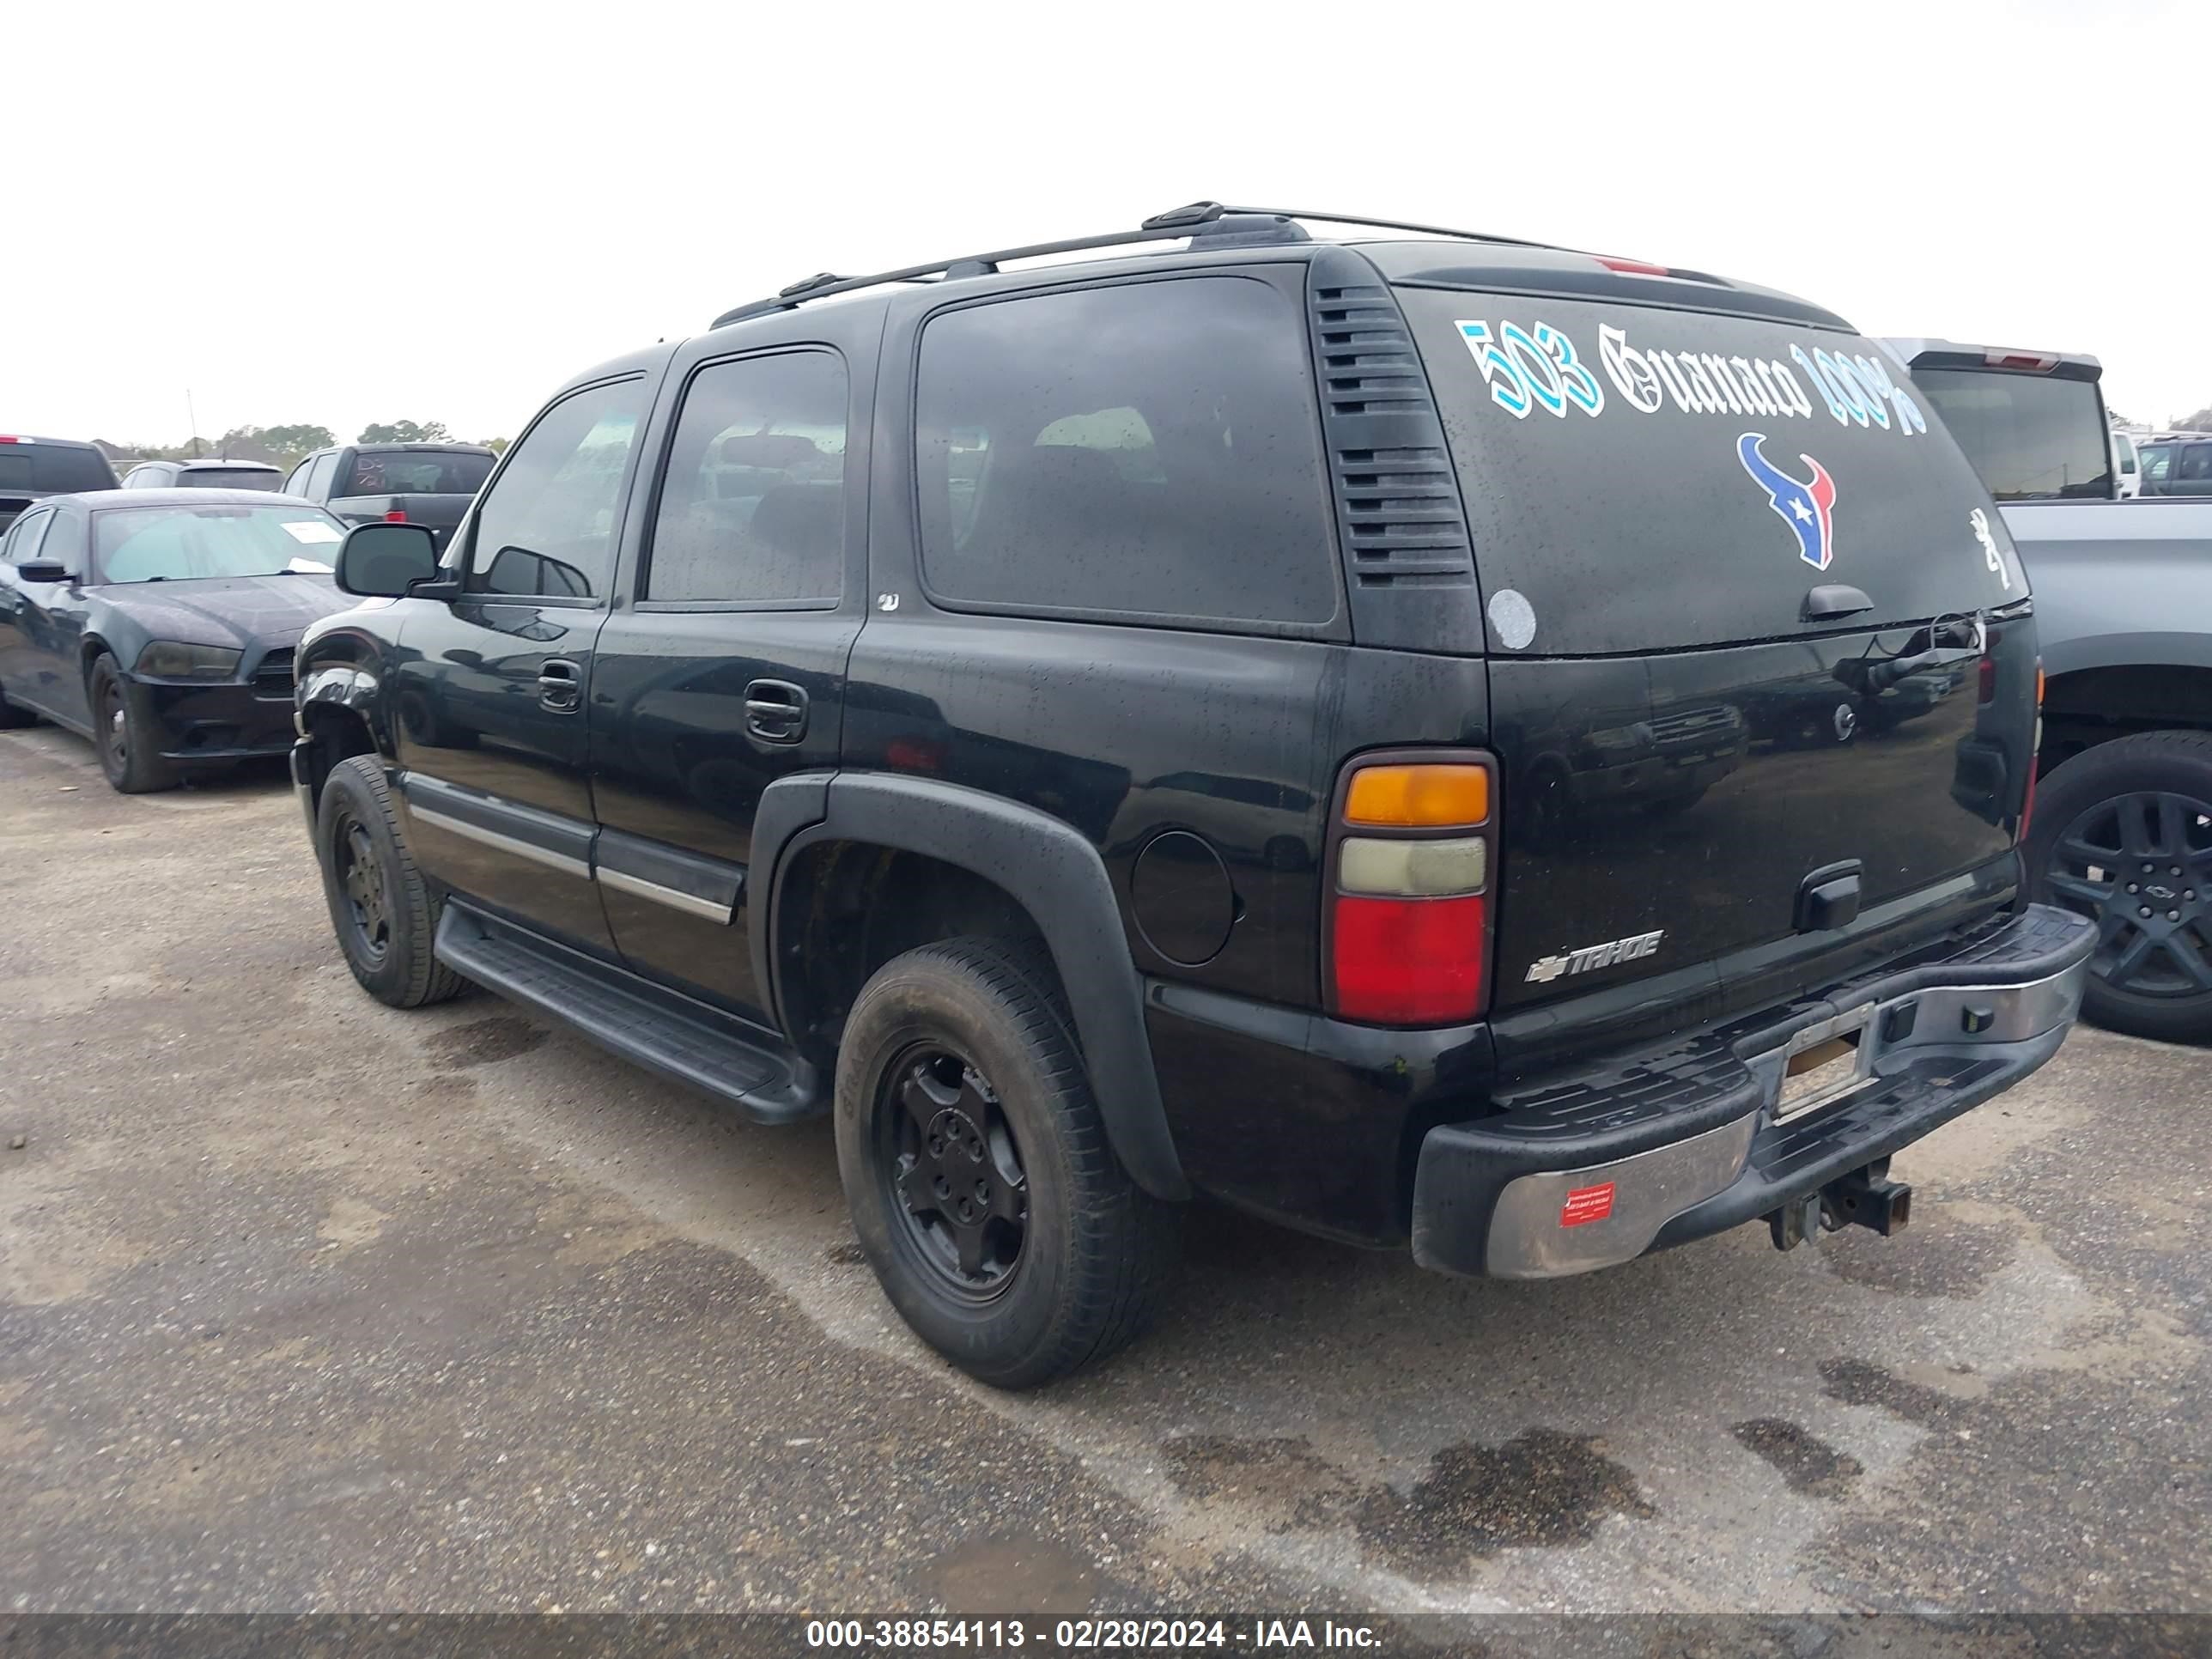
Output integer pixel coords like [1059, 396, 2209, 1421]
[0, 489, 358, 792]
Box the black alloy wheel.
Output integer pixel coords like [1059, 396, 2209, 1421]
[86, 653, 178, 793]
[331, 809, 394, 967]
[96, 672, 129, 778]
[877, 1042, 1030, 1297]
[2043, 788, 2212, 1001]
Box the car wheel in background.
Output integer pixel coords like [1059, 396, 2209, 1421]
[87, 653, 179, 793]
[833, 936, 1181, 1389]
[2027, 731, 2212, 1044]
[314, 754, 467, 1009]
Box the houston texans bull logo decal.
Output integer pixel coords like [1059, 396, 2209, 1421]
[1735, 432, 1838, 571]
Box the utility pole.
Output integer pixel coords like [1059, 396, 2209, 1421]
[185, 390, 202, 459]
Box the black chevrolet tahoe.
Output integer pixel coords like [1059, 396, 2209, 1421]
[290, 204, 2095, 1388]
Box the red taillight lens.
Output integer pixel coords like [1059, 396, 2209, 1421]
[1978, 656, 1997, 704]
[385, 508, 407, 522]
[1595, 255, 1668, 276]
[1327, 751, 1496, 1025]
[1331, 894, 1486, 1024]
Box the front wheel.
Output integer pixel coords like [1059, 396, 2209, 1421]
[834, 937, 1181, 1389]
[314, 754, 467, 1008]
[2027, 731, 2212, 1043]
[87, 653, 178, 793]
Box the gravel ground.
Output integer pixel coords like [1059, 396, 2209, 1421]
[3, 723, 2207, 1622]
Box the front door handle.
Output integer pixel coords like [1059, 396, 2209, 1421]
[538, 658, 582, 713]
[743, 678, 808, 744]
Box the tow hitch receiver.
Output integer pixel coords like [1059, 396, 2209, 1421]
[1824, 1161, 1912, 1237]
[1766, 1159, 1913, 1251]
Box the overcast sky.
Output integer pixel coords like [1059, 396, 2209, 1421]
[9, 0, 2205, 447]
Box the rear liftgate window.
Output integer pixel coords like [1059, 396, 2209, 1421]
[915, 276, 1340, 629]
[1395, 289, 2023, 656]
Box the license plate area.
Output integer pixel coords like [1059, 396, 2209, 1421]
[1775, 1002, 1877, 1123]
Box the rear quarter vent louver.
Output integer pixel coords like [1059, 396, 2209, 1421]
[1305, 245, 1485, 654]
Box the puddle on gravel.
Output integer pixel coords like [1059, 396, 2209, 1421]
[1730, 1418, 1864, 1498]
[1163, 1427, 1655, 1577]
[422, 1016, 548, 1069]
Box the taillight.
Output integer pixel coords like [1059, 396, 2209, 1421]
[1595, 255, 1668, 276]
[1326, 752, 1496, 1025]
[1984, 349, 2059, 373]
[385, 508, 408, 522]
[2021, 658, 2045, 838]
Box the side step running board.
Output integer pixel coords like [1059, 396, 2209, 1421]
[434, 904, 822, 1125]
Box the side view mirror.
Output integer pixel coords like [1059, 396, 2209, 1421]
[335, 522, 445, 598]
[15, 560, 73, 584]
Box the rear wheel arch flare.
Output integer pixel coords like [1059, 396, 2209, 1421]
[758, 772, 1189, 1201]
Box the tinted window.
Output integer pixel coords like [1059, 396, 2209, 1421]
[1397, 289, 2020, 653]
[91, 504, 347, 582]
[342, 451, 495, 496]
[1911, 368, 2112, 501]
[2181, 445, 2212, 483]
[5, 511, 54, 563]
[0, 445, 115, 493]
[647, 352, 845, 604]
[304, 453, 340, 499]
[468, 378, 647, 599]
[2142, 444, 2172, 489]
[178, 466, 282, 491]
[915, 277, 1337, 626]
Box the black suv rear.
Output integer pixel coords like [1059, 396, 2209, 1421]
[291, 204, 2093, 1386]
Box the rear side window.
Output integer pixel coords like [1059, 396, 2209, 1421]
[2182, 445, 2212, 483]
[0, 445, 116, 492]
[915, 276, 1339, 628]
[647, 350, 846, 605]
[1910, 368, 2112, 501]
[1397, 289, 2020, 654]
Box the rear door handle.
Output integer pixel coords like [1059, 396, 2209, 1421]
[538, 658, 582, 713]
[743, 678, 807, 744]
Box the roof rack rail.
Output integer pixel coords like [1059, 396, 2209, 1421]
[710, 201, 1316, 328]
[1212, 206, 1558, 252]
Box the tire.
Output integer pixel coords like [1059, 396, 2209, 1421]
[313, 753, 467, 1009]
[87, 653, 179, 793]
[2026, 731, 2212, 1044]
[834, 936, 1182, 1389]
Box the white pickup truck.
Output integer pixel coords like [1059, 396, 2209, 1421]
[1893, 340, 2212, 1044]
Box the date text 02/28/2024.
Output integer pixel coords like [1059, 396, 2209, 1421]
[804, 1618, 1383, 1650]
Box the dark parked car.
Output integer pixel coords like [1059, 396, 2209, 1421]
[282, 443, 496, 550]
[119, 459, 284, 492]
[292, 203, 2092, 1386]
[0, 434, 118, 532]
[0, 489, 356, 791]
[2139, 433, 2212, 498]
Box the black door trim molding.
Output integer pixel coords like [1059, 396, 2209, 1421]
[594, 827, 744, 924]
[400, 772, 594, 879]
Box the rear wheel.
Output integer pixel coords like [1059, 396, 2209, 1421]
[87, 653, 179, 793]
[314, 753, 467, 1008]
[2027, 732, 2212, 1043]
[834, 937, 1181, 1388]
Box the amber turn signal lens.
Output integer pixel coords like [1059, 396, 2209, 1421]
[1344, 763, 1489, 828]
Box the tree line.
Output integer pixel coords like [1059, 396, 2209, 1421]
[94, 422, 509, 469]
